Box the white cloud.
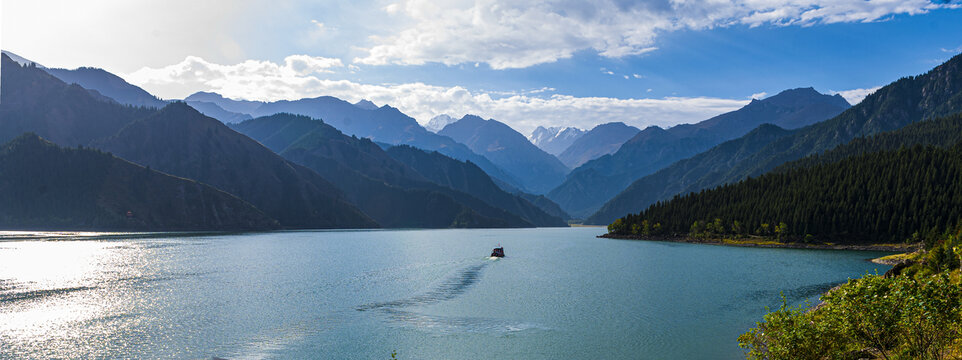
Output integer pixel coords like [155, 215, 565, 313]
[942, 45, 962, 53]
[632, 74, 643, 79]
[831, 86, 882, 105]
[751, 92, 768, 99]
[124, 56, 749, 134]
[354, 0, 952, 69]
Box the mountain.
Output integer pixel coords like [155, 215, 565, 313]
[592, 53, 962, 226]
[607, 114, 962, 244]
[183, 91, 264, 114]
[439, 115, 570, 194]
[185, 100, 253, 123]
[586, 124, 795, 225]
[353, 99, 378, 110]
[515, 192, 571, 221]
[548, 87, 851, 218]
[529, 126, 586, 156]
[425, 114, 458, 133]
[231, 113, 554, 227]
[0, 50, 43, 67]
[0, 134, 278, 231]
[183, 91, 524, 191]
[0, 54, 376, 229]
[97, 103, 377, 229]
[556, 122, 639, 168]
[43, 67, 168, 108]
[0, 54, 156, 146]
[385, 145, 568, 226]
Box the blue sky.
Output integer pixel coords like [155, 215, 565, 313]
[3, 0, 961, 134]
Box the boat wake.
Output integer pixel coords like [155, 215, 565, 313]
[357, 261, 489, 311]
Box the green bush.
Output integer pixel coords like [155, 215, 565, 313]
[740, 274, 962, 359]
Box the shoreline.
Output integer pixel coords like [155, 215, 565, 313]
[598, 233, 919, 252]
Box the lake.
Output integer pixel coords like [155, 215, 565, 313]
[0, 227, 891, 359]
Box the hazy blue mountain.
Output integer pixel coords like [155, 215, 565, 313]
[232, 114, 556, 227]
[0, 54, 376, 229]
[548, 87, 850, 218]
[184, 91, 264, 114]
[425, 114, 458, 133]
[44, 67, 168, 108]
[557, 122, 639, 168]
[529, 126, 586, 156]
[353, 99, 378, 110]
[385, 145, 568, 226]
[589, 53, 962, 225]
[183, 91, 524, 191]
[0, 134, 279, 231]
[439, 115, 570, 194]
[0, 54, 155, 146]
[185, 100, 253, 123]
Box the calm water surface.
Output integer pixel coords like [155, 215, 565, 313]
[0, 228, 890, 359]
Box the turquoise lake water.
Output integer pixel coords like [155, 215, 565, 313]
[0, 227, 891, 359]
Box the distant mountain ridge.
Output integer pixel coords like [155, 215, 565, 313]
[44, 67, 168, 108]
[548, 87, 851, 218]
[529, 126, 586, 156]
[557, 122, 640, 168]
[183, 91, 525, 192]
[439, 115, 570, 194]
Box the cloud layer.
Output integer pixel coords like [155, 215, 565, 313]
[355, 0, 951, 69]
[125, 56, 750, 134]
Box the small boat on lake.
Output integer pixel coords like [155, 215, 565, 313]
[490, 246, 505, 258]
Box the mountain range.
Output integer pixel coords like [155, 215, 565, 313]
[0, 53, 376, 229]
[590, 53, 962, 225]
[231, 113, 566, 227]
[182, 91, 525, 192]
[607, 112, 962, 244]
[548, 87, 851, 218]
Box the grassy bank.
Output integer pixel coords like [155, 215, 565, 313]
[598, 233, 918, 252]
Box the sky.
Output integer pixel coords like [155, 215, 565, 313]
[3, 0, 962, 134]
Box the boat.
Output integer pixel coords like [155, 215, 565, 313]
[490, 246, 505, 258]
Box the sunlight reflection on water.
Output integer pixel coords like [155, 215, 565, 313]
[0, 239, 149, 358]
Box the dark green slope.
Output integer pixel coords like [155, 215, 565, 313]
[608, 114, 962, 244]
[233, 114, 547, 228]
[548, 87, 849, 218]
[98, 104, 377, 229]
[586, 124, 795, 225]
[714, 53, 962, 186]
[0, 54, 374, 229]
[0, 134, 279, 231]
[385, 145, 569, 226]
[283, 148, 521, 228]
